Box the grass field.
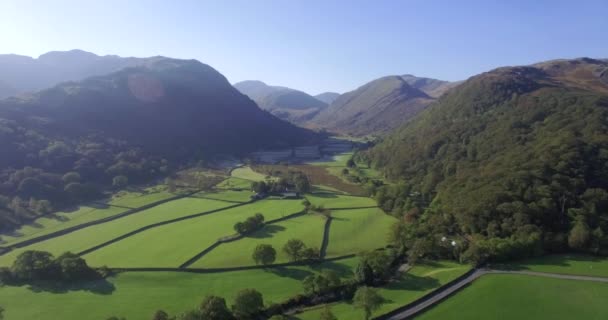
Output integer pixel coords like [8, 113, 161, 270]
[216, 177, 254, 190]
[83, 199, 305, 267]
[0, 189, 174, 247]
[193, 189, 253, 203]
[500, 254, 608, 277]
[306, 193, 377, 209]
[325, 208, 396, 257]
[231, 166, 268, 181]
[108, 187, 174, 208]
[296, 261, 471, 320]
[189, 213, 325, 268]
[0, 205, 127, 247]
[0, 257, 360, 320]
[416, 274, 608, 320]
[0, 197, 232, 266]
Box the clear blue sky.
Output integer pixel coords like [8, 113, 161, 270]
[1, 0, 606, 94]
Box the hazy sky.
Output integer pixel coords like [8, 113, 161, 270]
[1, 0, 607, 94]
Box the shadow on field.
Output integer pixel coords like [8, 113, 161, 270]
[26, 278, 116, 295]
[268, 266, 313, 280]
[249, 224, 286, 239]
[493, 254, 606, 271]
[309, 260, 354, 278]
[309, 192, 340, 199]
[384, 273, 440, 292]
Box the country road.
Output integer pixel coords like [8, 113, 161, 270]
[380, 268, 608, 320]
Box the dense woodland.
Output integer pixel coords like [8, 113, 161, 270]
[0, 58, 319, 232]
[364, 59, 608, 264]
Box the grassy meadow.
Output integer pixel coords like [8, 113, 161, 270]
[416, 274, 608, 320]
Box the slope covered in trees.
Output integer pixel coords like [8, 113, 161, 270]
[0, 58, 318, 231]
[366, 58, 608, 263]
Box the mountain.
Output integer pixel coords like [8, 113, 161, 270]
[0, 49, 146, 98]
[308, 76, 436, 136]
[400, 74, 461, 98]
[366, 58, 608, 262]
[0, 57, 318, 231]
[234, 80, 328, 124]
[0, 81, 16, 99]
[314, 92, 340, 104]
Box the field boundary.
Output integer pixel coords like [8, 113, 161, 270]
[0, 189, 204, 254]
[319, 216, 332, 259]
[178, 210, 308, 268]
[109, 253, 357, 274]
[77, 201, 253, 256]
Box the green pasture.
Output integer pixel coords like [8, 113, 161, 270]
[189, 213, 325, 268]
[0, 197, 232, 266]
[0, 257, 359, 320]
[0, 189, 173, 247]
[306, 193, 376, 209]
[325, 208, 396, 257]
[83, 199, 305, 267]
[501, 254, 608, 278]
[193, 189, 253, 203]
[231, 166, 268, 181]
[416, 274, 608, 320]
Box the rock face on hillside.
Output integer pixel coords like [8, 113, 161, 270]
[234, 80, 328, 124]
[308, 76, 437, 136]
[367, 58, 608, 259]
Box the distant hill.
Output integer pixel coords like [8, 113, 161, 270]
[234, 80, 328, 124]
[0, 57, 318, 230]
[400, 74, 461, 98]
[314, 92, 340, 104]
[308, 76, 439, 136]
[366, 58, 608, 262]
[0, 49, 148, 98]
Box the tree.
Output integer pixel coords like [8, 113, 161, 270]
[302, 274, 316, 294]
[55, 252, 97, 281]
[234, 222, 246, 234]
[62, 172, 81, 184]
[200, 295, 234, 320]
[0, 306, 4, 320]
[11, 250, 55, 280]
[313, 274, 330, 294]
[283, 239, 306, 261]
[353, 286, 383, 320]
[320, 306, 337, 320]
[252, 244, 276, 266]
[151, 310, 169, 320]
[568, 218, 591, 249]
[302, 247, 320, 261]
[323, 270, 341, 287]
[113, 175, 129, 188]
[346, 158, 356, 168]
[232, 289, 264, 320]
[355, 261, 374, 285]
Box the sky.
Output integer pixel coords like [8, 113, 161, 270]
[0, 0, 607, 94]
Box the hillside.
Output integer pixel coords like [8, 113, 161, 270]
[308, 76, 435, 136]
[0, 58, 318, 231]
[0, 50, 150, 98]
[400, 74, 461, 98]
[234, 80, 328, 124]
[366, 58, 608, 262]
[314, 92, 340, 104]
